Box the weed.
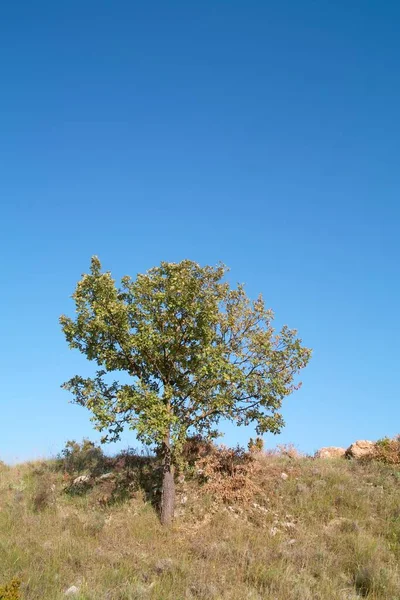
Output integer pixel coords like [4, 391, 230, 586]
[0, 579, 21, 600]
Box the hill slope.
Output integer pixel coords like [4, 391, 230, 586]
[0, 450, 399, 600]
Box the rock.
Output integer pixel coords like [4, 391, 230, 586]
[97, 472, 114, 481]
[135, 582, 155, 595]
[314, 447, 346, 459]
[252, 502, 269, 514]
[72, 475, 91, 486]
[180, 494, 188, 505]
[280, 472, 288, 480]
[64, 585, 79, 596]
[345, 440, 375, 459]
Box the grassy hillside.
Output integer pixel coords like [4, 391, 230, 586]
[1, 446, 400, 600]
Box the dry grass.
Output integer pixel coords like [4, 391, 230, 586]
[1, 449, 400, 599]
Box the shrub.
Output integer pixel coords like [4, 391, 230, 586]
[373, 436, 400, 465]
[248, 437, 264, 453]
[0, 578, 21, 600]
[353, 565, 395, 597]
[113, 449, 159, 501]
[30, 471, 55, 512]
[57, 439, 109, 476]
[197, 445, 261, 504]
[181, 435, 214, 466]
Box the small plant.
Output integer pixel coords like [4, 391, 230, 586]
[354, 567, 374, 597]
[30, 471, 55, 512]
[0, 578, 21, 600]
[32, 485, 51, 512]
[248, 437, 264, 453]
[353, 565, 393, 598]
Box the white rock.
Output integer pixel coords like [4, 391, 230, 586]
[97, 472, 114, 481]
[314, 447, 346, 459]
[64, 585, 79, 596]
[345, 440, 375, 459]
[280, 472, 288, 480]
[72, 475, 90, 485]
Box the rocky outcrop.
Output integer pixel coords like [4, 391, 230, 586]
[314, 447, 346, 459]
[345, 440, 375, 459]
[314, 441, 377, 460]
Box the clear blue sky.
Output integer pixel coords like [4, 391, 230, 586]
[1, 1, 399, 463]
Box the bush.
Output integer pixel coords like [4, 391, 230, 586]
[373, 436, 400, 465]
[57, 439, 109, 476]
[30, 471, 55, 512]
[181, 435, 214, 466]
[353, 565, 395, 598]
[0, 578, 21, 600]
[197, 445, 261, 504]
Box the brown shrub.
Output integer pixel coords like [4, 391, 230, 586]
[197, 445, 261, 504]
[372, 436, 400, 465]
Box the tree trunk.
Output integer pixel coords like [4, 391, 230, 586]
[160, 437, 175, 525]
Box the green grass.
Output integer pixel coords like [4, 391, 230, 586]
[1, 453, 400, 599]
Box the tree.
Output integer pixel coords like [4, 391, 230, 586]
[60, 257, 311, 524]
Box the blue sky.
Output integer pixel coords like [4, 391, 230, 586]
[1, 1, 399, 463]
